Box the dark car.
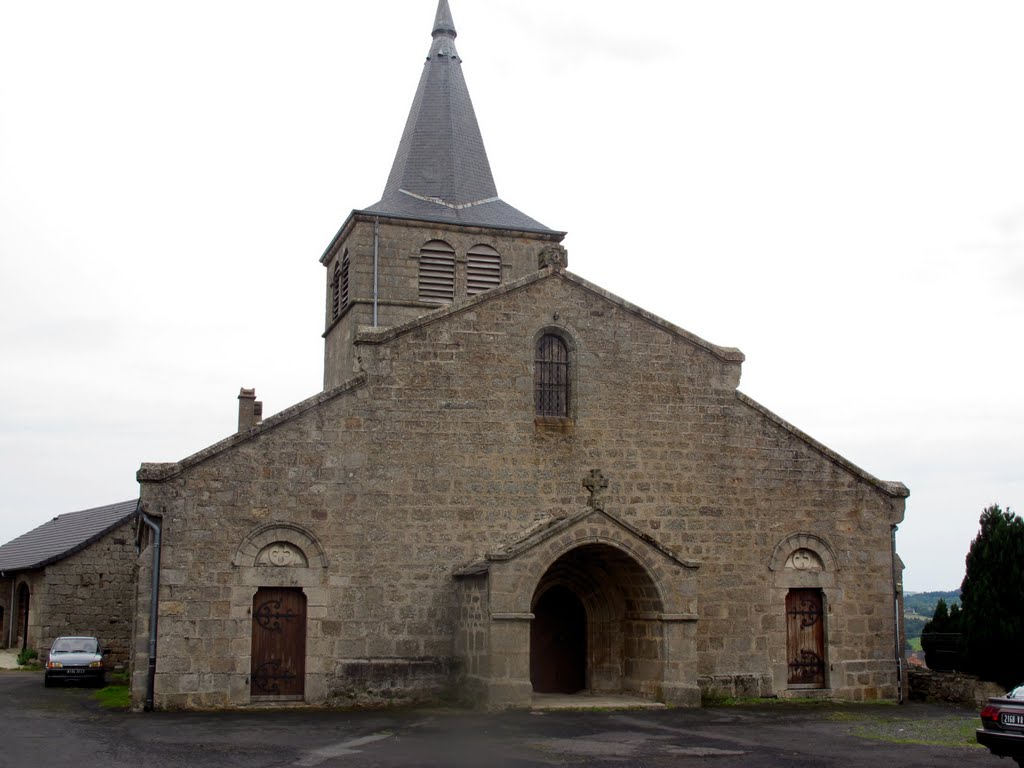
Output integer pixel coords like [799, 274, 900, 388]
[978, 683, 1024, 765]
[44, 636, 107, 687]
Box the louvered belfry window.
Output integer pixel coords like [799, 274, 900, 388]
[418, 240, 456, 304]
[535, 334, 569, 418]
[331, 250, 351, 319]
[466, 244, 501, 296]
[331, 260, 342, 320]
[339, 249, 351, 311]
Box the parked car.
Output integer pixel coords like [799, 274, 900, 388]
[44, 636, 107, 687]
[978, 683, 1024, 766]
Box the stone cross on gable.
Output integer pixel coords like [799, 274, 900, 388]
[583, 469, 609, 511]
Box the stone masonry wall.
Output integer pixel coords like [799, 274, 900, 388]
[323, 217, 562, 390]
[36, 523, 137, 668]
[136, 268, 904, 708]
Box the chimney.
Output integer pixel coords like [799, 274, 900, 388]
[238, 388, 263, 432]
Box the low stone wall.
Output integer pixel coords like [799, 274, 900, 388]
[323, 658, 457, 707]
[908, 667, 1005, 707]
[698, 673, 773, 700]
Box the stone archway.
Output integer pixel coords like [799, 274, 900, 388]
[529, 543, 666, 698]
[455, 503, 701, 709]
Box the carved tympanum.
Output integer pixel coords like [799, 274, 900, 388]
[256, 541, 308, 567]
[785, 548, 824, 572]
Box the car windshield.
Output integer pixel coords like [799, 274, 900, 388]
[1007, 684, 1024, 699]
[51, 638, 98, 654]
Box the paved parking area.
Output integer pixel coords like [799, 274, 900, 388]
[0, 671, 1002, 768]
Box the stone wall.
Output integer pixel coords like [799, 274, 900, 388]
[135, 267, 905, 709]
[38, 523, 137, 667]
[322, 216, 563, 390]
[909, 667, 1005, 708]
[0, 522, 135, 666]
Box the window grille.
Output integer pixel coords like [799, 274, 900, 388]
[418, 240, 456, 304]
[535, 334, 569, 418]
[466, 244, 501, 296]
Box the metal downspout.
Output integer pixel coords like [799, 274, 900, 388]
[139, 508, 162, 712]
[373, 217, 380, 327]
[891, 524, 904, 704]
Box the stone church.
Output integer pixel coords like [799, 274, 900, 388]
[130, 1, 909, 710]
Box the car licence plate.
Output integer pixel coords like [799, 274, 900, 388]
[1001, 712, 1024, 727]
[66, 669, 85, 675]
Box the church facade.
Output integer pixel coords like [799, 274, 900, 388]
[130, 1, 908, 710]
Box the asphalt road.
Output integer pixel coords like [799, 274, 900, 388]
[0, 671, 1005, 768]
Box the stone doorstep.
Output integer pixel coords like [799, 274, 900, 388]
[531, 693, 667, 711]
[778, 688, 834, 700]
[0, 650, 22, 670]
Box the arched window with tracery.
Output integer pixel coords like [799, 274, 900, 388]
[535, 333, 569, 418]
[418, 240, 456, 304]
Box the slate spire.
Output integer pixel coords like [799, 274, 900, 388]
[365, 0, 554, 232]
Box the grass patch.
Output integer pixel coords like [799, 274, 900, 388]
[92, 684, 131, 710]
[701, 693, 836, 707]
[828, 711, 982, 748]
[907, 637, 923, 652]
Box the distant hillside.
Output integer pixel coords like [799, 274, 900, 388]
[905, 590, 960, 619]
[904, 590, 960, 649]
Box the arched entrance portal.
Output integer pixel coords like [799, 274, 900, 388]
[529, 543, 665, 698]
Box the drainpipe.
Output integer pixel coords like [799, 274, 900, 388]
[891, 524, 904, 704]
[138, 505, 162, 712]
[372, 217, 380, 327]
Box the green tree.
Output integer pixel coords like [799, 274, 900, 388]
[960, 504, 1024, 687]
[920, 598, 963, 670]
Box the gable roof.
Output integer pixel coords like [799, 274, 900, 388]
[362, 0, 555, 234]
[0, 499, 138, 573]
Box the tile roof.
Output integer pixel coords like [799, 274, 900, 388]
[0, 499, 138, 573]
[365, 0, 556, 234]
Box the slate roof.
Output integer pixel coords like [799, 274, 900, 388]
[363, 0, 556, 234]
[0, 499, 138, 573]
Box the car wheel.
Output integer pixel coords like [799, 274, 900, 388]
[43, 676, 53, 688]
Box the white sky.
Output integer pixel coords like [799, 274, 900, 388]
[1, 1, 1021, 592]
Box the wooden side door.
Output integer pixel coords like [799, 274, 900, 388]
[251, 588, 306, 698]
[786, 588, 826, 687]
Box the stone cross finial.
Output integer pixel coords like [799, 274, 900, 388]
[583, 469, 609, 511]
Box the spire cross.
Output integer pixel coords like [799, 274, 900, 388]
[583, 469, 609, 510]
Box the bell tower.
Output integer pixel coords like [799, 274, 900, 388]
[320, 0, 566, 390]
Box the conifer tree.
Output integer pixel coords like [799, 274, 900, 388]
[959, 504, 1024, 687]
[921, 597, 962, 670]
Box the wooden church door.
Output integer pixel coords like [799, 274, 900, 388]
[250, 588, 306, 698]
[786, 588, 826, 687]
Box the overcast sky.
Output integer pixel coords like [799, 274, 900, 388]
[1, 1, 1021, 592]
